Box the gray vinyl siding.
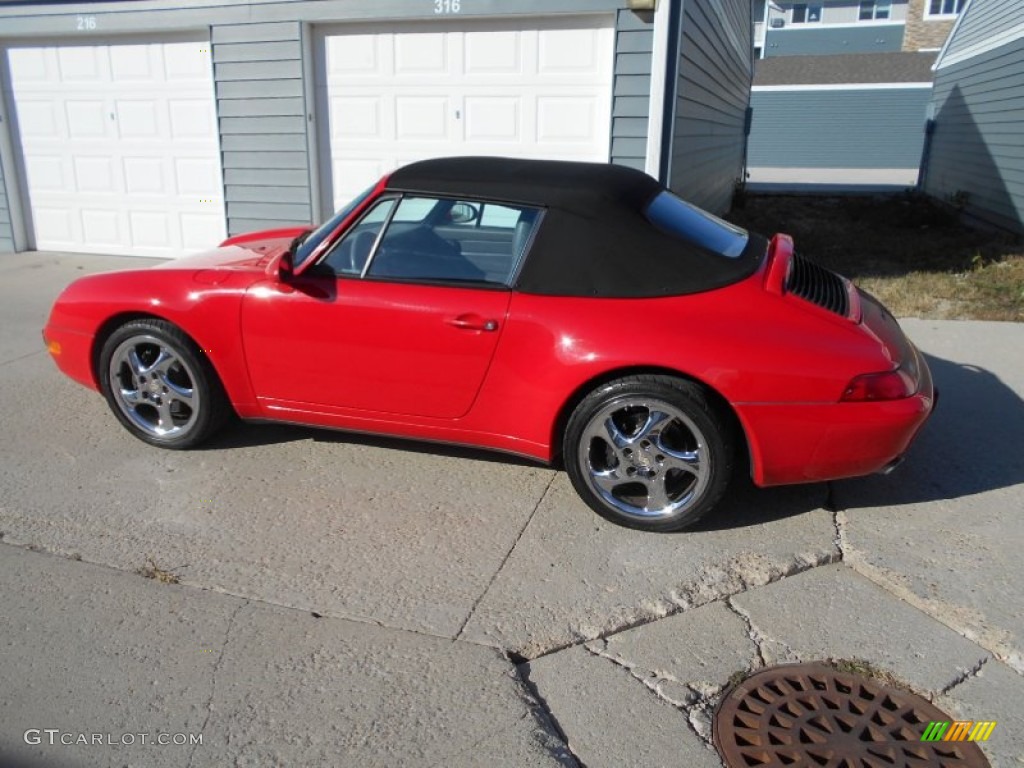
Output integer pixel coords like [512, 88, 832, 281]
[764, 24, 904, 57]
[0, 0, 667, 251]
[748, 88, 930, 168]
[668, 0, 753, 214]
[611, 10, 654, 172]
[944, 0, 1024, 60]
[925, 35, 1024, 232]
[0, 158, 11, 252]
[211, 21, 312, 236]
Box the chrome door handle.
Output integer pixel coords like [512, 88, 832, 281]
[448, 315, 499, 332]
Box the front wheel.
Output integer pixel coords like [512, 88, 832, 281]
[99, 319, 230, 449]
[563, 375, 735, 532]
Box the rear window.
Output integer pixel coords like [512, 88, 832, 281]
[645, 191, 749, 259]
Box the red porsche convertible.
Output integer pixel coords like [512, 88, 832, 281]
[44, 157, 934, 532]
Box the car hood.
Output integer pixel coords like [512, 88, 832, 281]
[152, 227, 310, 272]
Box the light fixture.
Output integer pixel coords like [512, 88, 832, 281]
[627, 0, 658, 10]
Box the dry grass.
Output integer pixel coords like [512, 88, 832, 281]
[726, 193, 1024, 322]
[138, 556, 181, 585]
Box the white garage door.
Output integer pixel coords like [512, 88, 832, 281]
[7, 39, 226, 258]
[321, 16, 615, 210]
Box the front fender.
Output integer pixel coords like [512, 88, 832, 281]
[45, 270, 260, 415]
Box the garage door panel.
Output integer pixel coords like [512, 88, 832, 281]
[463, 31, 522, 74]
[394, 33, 449, 75]
[57, 47, 105, 82]
[109, 45, 156, 81]
[539, 29, 606, 73]
[66, 101, 109, 139]
[73, 156, 116, 193]
[395, 97, 451, 141]
[169, 99, 218, 138]
[322, 16, 614, 209]
[124, 157, 165, 194]
[332, 97, 382, 139]
[464, 97, 520, 141]
[116, 100, 161, 140]
[8, 40, 226, 257]
[23, 155, 66, 191]
[81, 209, 121, 247]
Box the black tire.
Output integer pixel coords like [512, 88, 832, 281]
[98, 319, 230, 449]
[563, 375, 735, 532]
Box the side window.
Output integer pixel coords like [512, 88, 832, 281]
[321, 197, 397, 276]
[366, 197, 541, 287]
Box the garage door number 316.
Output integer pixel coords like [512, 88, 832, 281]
[434, 0, 461, 13]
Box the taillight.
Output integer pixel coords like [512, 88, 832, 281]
[841, 368, 917, 402]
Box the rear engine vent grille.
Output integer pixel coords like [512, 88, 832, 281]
[787, 254, 849, 317]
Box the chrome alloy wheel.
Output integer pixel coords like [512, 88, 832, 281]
[107, 334, 202, 440]
[577, 397, 711, 521]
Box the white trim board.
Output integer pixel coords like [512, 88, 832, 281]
[753, 83, 932, 91]
[645, 0, 671, 179]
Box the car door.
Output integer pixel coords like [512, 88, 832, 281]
[241, 195, 538, 420]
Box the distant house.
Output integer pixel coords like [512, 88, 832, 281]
[747, 52, 936, 188]
[753, 0, 965, 58]
[921, 0, 1024, 232]
[0, 1, 753, 258]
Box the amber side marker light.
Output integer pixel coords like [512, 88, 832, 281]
[841, 369, 916, 401]
[46, 339, 61, 356]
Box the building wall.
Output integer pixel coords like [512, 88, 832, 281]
[0, 0, 658, 249]
[748, 87, 931, 169]
[903, 0, 955, 51]
[667, 0, 753, 214]
[610, 9, 654, 173]
[764, 24, 905, 56]
[942, 0, 1024, 60]
[769, 0, 908, 25]
[924, 34, 1024, 232]
[211, 21, 313, 236]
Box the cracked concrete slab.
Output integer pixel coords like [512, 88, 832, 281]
[832, 320, 1024, 673]
[459, 472, 836, 656]
[936, 657, 1024, 767]
[0, 545, 570, 768]
[0, 352, 556, 640]
[732, 563, 991, 695]
[583, 602, 755, 707]
[526, 645, 723, 768]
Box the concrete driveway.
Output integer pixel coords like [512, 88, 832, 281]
[1, 252, 1021, 767]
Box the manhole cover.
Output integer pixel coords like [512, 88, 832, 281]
[713, 663, 991, 768]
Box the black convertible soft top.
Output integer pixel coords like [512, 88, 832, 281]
[387, 157, 765, 298]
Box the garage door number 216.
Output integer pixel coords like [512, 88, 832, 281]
[434, 0, 461, 13]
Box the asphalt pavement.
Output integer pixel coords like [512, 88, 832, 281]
[1, 251, 1021, 767]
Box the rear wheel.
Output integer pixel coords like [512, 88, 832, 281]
[99, 319, 230, 449]
[563, 375, 734, 532]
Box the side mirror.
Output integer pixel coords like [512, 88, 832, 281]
[449, 203, 480, 225]
[278, 250, 294, 281]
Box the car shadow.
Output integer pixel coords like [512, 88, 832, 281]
[833, 352, 1024, 509]
[202, 350, 1021, 524]
[205, 419, 544, 468]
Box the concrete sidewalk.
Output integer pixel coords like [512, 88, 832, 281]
[1, 252, 1022, 766]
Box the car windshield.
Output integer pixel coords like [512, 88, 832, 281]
[645, 191, 749, 259]
[294, 185, 377, 269]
